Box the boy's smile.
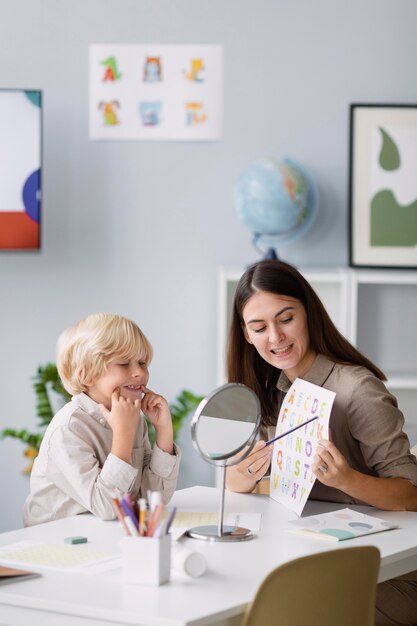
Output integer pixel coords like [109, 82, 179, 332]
[86, 360, 149, 409]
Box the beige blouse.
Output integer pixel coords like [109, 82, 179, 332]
[261, 354, 417, 505]
[23, 393, 180, 526]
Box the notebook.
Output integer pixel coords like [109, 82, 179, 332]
[288, 508, 398, 541]
[0, 565, 41, 585]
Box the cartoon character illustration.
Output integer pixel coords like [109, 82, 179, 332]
[139, 101, 162, 126]
[183, 58, 206, 82]
[98, 101, 120, 126]
[100, 57, 122, 82]
[185, 102, 207, 126]
[143, 57, 162, 82]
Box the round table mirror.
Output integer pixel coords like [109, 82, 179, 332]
[188, 383, 261, 542]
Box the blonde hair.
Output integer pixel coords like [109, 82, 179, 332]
[57, 313, 153, 395]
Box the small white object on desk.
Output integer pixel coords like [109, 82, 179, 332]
[171, 543, 207, 578]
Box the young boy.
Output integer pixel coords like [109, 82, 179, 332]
[23, 313, 181, 526]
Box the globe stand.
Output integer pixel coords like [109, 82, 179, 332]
[252, 235, 279, 261]
[263, 248, 279, 260]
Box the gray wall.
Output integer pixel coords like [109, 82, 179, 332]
[1, 0, 416, 532]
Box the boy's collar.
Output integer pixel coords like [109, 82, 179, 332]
[73, 392, 108, 424]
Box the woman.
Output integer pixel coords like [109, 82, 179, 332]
[226, 259, 417, 626]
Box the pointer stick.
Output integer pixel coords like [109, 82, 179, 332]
[265, 415, 319, 446]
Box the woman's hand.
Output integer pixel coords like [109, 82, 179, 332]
[312, 439, 354, 491]
[141, 386, 174, 454]
[226, 440, 272, 493]
[313, 439, 417, 511]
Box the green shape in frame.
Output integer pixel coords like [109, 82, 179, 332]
[378, 127, 400, 171]
[371, 189, 417, 246]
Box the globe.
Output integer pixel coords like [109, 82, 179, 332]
[234, 157, 319, 259]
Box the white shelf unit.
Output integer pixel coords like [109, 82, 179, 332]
[218, 266, 417, 444]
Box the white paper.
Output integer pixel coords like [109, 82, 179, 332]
[168, 511, 261, 534]
[269, 378, 335, 516]
[0, 541, 119, 574]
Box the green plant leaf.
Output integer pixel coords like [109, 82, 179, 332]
[32, 363, 71, 428]
[0, 428, 42, 450]
[147, 389, 204, 447]
[1, 362, 71, 465]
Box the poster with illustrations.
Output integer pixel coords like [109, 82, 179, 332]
[269, 378, 335, 516]
[89, 44, 223, 140]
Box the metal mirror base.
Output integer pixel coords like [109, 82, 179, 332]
[186, 525, 254, 542]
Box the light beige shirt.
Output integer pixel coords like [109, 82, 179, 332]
[23, 393, 181, 526]
[261, 354, 417, 505]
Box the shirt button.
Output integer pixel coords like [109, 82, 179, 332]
[99, 418, 105, 425]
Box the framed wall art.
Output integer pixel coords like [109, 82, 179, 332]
[349, 103, 417, 268]
[0, 89, 42, 250]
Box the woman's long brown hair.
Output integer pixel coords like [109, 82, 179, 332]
[227, 260, 386, 426]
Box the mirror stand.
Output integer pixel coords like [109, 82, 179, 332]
[188, 382, 261, 542]
[186, 463, 254, 542]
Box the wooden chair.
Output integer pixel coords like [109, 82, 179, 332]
[241, 546, 380, 626]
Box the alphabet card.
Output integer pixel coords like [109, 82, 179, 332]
[269, 378, 335, 516]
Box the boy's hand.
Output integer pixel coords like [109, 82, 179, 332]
[100, 389, 141, 463]
[140, 386, 171, 428]
[141, 386, 174, 454]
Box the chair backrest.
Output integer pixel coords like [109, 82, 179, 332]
[241, 545, 380, 626]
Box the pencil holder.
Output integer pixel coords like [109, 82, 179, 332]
[121, 534, 171, 586]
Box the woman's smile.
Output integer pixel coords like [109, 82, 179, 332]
[242, 291, 316, 381]
[270, 343, 293, 356]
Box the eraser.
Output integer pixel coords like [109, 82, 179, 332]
[64, 536, 88, 545]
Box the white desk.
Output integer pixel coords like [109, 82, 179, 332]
[1, 486, 417, 626]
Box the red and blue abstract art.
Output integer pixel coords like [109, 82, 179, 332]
[0, 90, 41, 250]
